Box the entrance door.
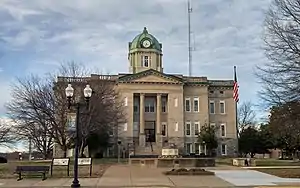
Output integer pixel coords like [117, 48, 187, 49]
[145, 129, 156, 142]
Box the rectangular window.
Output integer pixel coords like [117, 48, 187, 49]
[162, 99, 167, 112]
[209, 101, 215, 114]
[142, 56, 150, 67]
[174, 98, 178, 107]
[195, 143, 200, 154]
[186, 143, 192, 154]
[220, 101, 225, 114]
[175, 122, 178, 131]
[145, 100, 155, 112]
[221, 144, 227, 155]
[133, 105, 138, 113]
[185, 122, 191, 136]
[194, 122, 200, 135]
[185, 98, 191, 112]
[162, 123, 167, 136]
[220, 124, 226, 137]
[193, 97, 199, 112]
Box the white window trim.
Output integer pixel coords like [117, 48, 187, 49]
[174, 98, 178, 107]
[185, 122, 191, 136]
[210, 122, 216, 127]
[123, 123, 128, 131]
[194, 121, 200, 136]
[175, 122, 179, 131]
[185, 98, 191, 112]
[200, 144, 207, 155]
[124, 97, 128, 106]
[220, 123, 226, 137]
[221, 144, 227, 156]
[209, 100, 215, 114]
[142, 55, 150, 67]
[162, 122, 167, 137]
[193, 97, 199, 112]
[186, 143, 193, 154]
[220, 100, 226, 114]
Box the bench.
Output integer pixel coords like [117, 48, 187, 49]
[15, 166, 50, 181]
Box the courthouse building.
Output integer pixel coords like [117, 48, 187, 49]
[54, 27, 238, 157]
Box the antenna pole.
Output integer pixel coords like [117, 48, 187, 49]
[188, 0, 192, 76]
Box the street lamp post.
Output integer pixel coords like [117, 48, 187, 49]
[65, 84, 93, 188]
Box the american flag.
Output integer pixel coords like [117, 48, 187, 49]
[233, 66, 239, 103]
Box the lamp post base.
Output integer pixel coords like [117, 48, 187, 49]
[71, 180, 80, 187]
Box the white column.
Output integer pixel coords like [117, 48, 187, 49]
[139, 93, 145, 134]
[156, 94, 161, 134]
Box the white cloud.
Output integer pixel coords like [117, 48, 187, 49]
[0, 0, 274, 117]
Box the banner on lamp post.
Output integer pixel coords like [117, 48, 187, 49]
[67, 112, 76, 131]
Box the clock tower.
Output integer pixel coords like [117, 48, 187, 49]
[128, 27, 163, 73]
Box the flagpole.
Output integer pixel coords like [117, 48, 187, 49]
[234, 66, 239, 157]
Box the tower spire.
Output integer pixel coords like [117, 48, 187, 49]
[188, 0, 193, 76]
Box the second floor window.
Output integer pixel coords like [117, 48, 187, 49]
[145, 100, 155, 112]
[193, 97, 199, 112]
[209, 101, 215, 114]
[185, 98, 191, 112]
[162, 99, 167, 112]
[220, 101, 225, 114]
[133, 105, 138, 113]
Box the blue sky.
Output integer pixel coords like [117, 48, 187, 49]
[0, 0, 272, 119]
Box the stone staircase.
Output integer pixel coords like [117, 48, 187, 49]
[135, 143, 162, 156]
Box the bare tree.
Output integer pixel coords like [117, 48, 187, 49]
[256, 0, 300, 107]
[0, 120, 15, 148]
[51, 62, 125, 157]
[238, 101, 256, 132]
[6, 62, 125, 158]
[6, 75, 53, 159]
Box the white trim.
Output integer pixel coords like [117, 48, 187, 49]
[124, 97, 128, 106]
[219, 100, 226, 114]
[220, 123, 226, 137]
[193, 97, 199, 112]
[174, 98, 178, 107]
[209, 100, 215, 114]
[186, 143, 193, 154]
[123, 123, 128, 131]
[142, 55, 150, 67]
[162, 122, 167, 136]
[185, 121, 191, 136]
[185, 98, 191, 112]
[194, 121, 200, 136]
[221, 144, 227, 156]
[175, 122, 179, 131]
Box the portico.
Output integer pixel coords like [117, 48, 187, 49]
[137, 93, 166, 146]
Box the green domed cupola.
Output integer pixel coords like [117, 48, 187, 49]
[128, 27, 163, 74]
[129, 27, 162, 51]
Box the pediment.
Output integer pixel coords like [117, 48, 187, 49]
[118, 69, 182, 84]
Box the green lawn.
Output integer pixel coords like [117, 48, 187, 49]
[216, 157, 300, 166]
[0, 158, 127, 179]
[256, 168, 300, 178]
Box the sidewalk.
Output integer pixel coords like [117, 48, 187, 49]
[0, 165, 235, 187]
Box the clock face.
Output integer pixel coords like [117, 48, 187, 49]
[142, 40, 151, 48]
